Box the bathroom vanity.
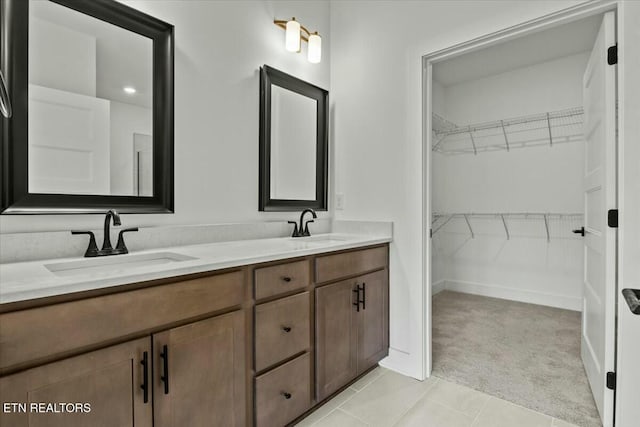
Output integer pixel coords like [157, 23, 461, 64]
[0, 236, 389, 427]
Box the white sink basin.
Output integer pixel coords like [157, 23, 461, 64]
[45, 252, 197, 277]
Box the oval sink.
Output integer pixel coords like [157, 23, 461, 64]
[45, 252, 197, 277]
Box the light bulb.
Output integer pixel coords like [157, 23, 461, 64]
[285, 18, 301, 52]
[308, 32, 321, 63]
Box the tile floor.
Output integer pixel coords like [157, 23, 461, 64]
[295, 367, 581, 427]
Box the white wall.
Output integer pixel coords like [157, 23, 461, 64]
[1, 0, 331, 233]
[109, 101, 152, 196]
[431, 52, 587, 311]
[29, 17, 97, 96]
[442, 52, 589, 123]
[330, 0, 587, 379]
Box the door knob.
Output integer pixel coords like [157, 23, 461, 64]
[622, 289, 640, 314]
[572, 227, 585, 237]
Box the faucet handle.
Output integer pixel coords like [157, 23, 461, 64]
[115, 228, 139, 254]
[288, 221, 301, 238]
[303, 220, 315, 237]
[71, 231, 99, 257]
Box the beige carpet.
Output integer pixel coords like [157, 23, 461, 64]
[432, 290, 601, 427]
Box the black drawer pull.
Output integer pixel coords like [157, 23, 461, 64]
[140, 351, 149, 403]
[353, 286, 361, 312]
[282, 276, 292, 282]
[282, 392, 292, 399]
[160, 345, 169, 394]
[282, 326, 292, 333]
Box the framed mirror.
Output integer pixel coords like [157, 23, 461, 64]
[259, 66, 328, 211]
[0, 0, 174, 214]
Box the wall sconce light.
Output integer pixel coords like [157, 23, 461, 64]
[274, 17, 322, 64]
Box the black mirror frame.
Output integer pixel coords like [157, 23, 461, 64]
[259, 65, 328, 212]
[0, 0, 174, 214]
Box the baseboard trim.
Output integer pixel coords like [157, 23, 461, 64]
[378, 348, 424, 380]
[440, 279, 582, 311]
[432, 279, 446, 295]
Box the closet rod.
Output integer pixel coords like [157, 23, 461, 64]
[431, 106, 584, 155]
[433, 107, 584, 138]
[431, 212, 583, 240]
[433, 212, 583, 218]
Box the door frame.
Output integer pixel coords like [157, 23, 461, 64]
[421, 1, 624, 424]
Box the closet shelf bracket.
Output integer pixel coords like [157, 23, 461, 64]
[468, 127, 478, 155]
[546, 113, 553, 147]
[432, 215, 454, 236]
[500, 120, 510, 151]
[463, 214, 474, 238]
[543, 214, 550, 242]
[500, 214, 510, 240]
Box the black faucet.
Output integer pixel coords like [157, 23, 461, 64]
[72, 210, 138, 257]
[289, 209, 317, 237]
[101, 209, 121, 253]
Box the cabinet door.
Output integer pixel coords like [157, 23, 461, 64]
[315, 279, 358, 401]
[153, 311, 246, 427]
[0, 337, 152, 427]
[357, 269, 389, 374]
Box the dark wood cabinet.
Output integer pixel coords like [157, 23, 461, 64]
[356, 270, 389, 374]
[315, 279, 358, 400]
[0, 337, 152, 427]
[153, 311, 246, 427]
[0, 243, 388, 427]
[315, 248, 389, 402]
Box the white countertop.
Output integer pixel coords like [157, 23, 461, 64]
[0, 233, 391, 304]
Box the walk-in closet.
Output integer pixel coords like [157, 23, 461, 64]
[429, 12, 615, 427]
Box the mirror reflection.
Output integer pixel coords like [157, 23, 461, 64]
[28, 0, 153, 196]
[270, 85, 317, 201]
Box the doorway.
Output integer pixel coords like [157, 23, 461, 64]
[423, 4, 619, 427]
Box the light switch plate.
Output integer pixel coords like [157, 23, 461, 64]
[336, 193, 345, 210]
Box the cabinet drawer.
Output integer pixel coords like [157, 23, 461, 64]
[254, 260, 310, 300]
[255, 292, 310, 372]
[316, 246, 388, 283]
[255, 352, 311, 427]
[0, 270, 244, 373]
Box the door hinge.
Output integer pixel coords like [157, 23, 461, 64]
[608, 209, 618, 228]
[606, 371, 616, 390]
[430, 228, 433, 238]
[608, 45, 618, 65]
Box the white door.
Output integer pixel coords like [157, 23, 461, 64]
[581, 11, 616, 427]
[28, 84, 110, 195]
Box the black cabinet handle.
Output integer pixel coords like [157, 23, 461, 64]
[282, 276, 292, 283]
[353, 286, 361, 312]
[572, 227, 585, 237]
[160, 345, 169, 394]
[140, 351, 149, 403]
[282, 326, 292, 333]
[361, 282, 366, 310]
[282, 392, 292, 399]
